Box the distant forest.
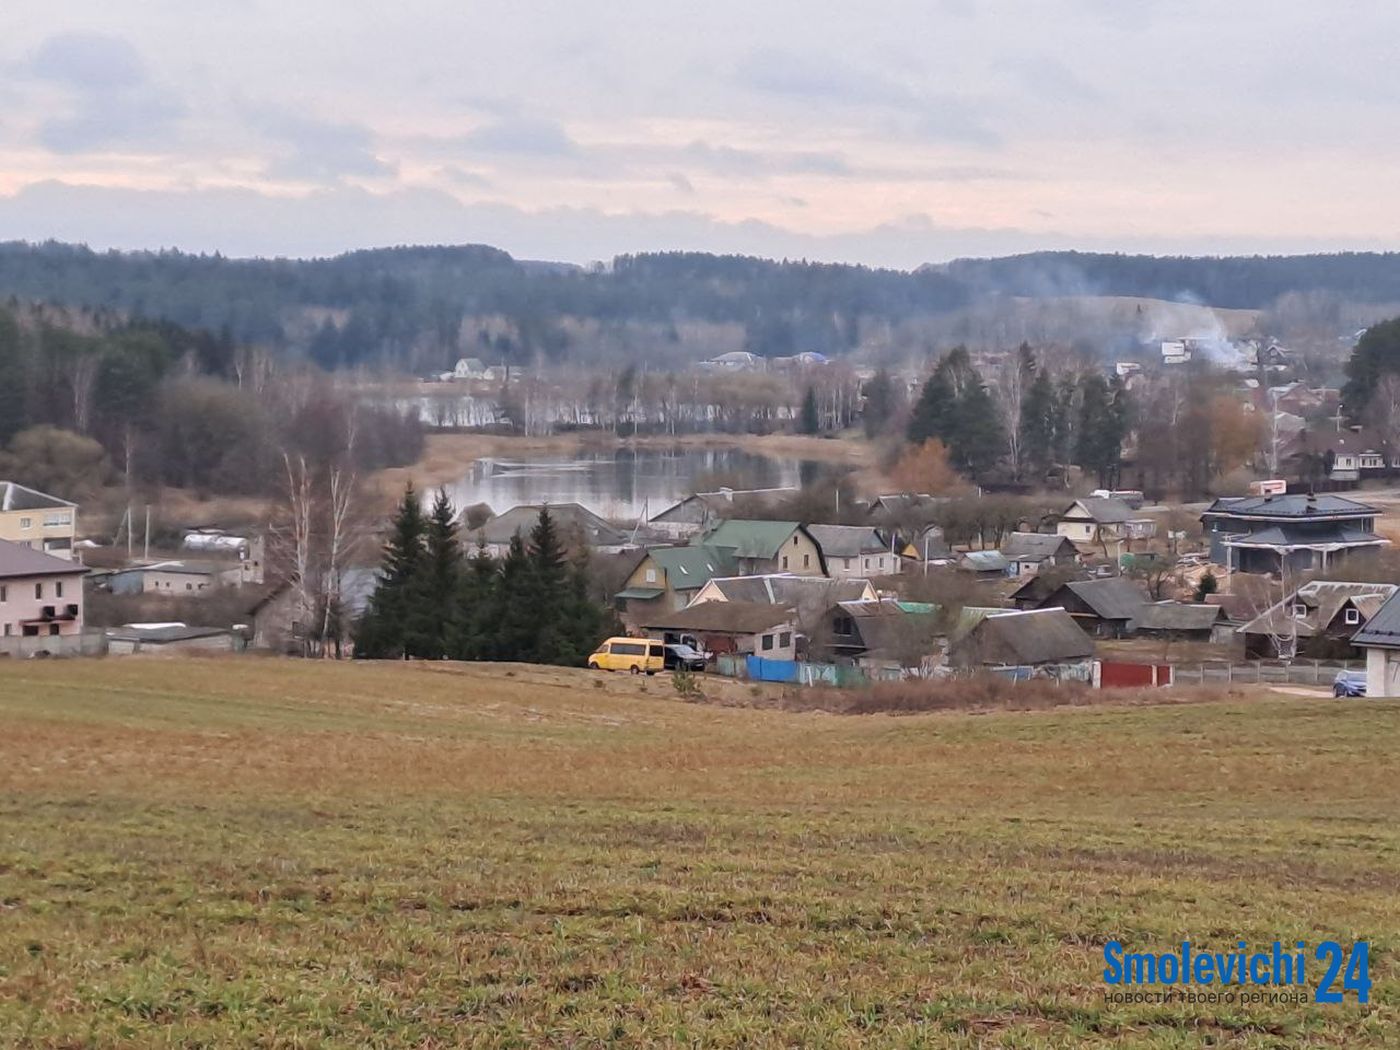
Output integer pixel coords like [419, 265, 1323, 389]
[1, 241, 1398, 371]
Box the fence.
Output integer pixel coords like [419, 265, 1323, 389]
[1169, 659, 1363, 687]
[716, 654, 903, 688]
[0, 631, 107, 659]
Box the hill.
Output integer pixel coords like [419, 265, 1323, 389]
[0, 659, 1394, 1045]
[2, 241, 1400, 370]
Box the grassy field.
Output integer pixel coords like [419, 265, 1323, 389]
[0, 659, 1396, 1047]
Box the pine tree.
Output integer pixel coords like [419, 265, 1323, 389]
[492, 534, 538, 661]
[799, 386, 821, 434]
[953, 376, 1006, 478]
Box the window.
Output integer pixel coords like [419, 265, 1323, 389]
[781, 556, 789, 570]
[0, 585, 6, 602]
[2, 624, 9, 636]
[645, 568, 657, 583]
[34, 583, 42, 600]
[43, 513, 71, 527]
[1291, 603, 1307, 618]
[19, 517, 31, 529]
[1345, 608, 1361, 625]
[779, 632, 792, 648]
[55, 582, 63, 599]
[792, 536, 798, 546]
[864, 557, 870, 569]
[648, 644, 664, 658]
[186, 583, 194, 591]
[761, 633, 774, 651]
[803, 554, 810, 569]
[843, 558, 851, 569]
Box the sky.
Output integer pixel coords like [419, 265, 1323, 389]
[1, 1, 1398, 268]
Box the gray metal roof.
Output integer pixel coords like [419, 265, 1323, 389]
[807, 524, 888, 558]
[1352, 591, 1400, 649]
[1064, 497, 1133, 524]
[475, 504, 627, 547]
[639, 600, 794, 634]
[0, 481, 76, 511]
[1202, 493, 1378, 520]
[0, 539, 88, 579]
[1001, 531, 1075, 561]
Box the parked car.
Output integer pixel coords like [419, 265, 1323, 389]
[663, 643, 707, 672]
[1333, 670, 1367, 698]
[588, 637, 665, 675]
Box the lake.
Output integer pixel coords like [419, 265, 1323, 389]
[444, 446, 822, 523]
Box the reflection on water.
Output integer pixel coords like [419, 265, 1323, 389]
[445, 447, 813, 522]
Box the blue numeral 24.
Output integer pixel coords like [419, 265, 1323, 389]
[1316, 941, 1370, 1004]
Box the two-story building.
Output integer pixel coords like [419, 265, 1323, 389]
[1201, 493, 1386, 575]
[614, 544, 738, 623]
[692, 520, 826, 577]
[0, 538, 87, 639]
[807, 525, 899, 579]
[0, 482, 79, 560]
[1056, 498, 1156, 556]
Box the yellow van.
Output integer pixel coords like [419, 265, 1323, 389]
[588, 637, 665, 675]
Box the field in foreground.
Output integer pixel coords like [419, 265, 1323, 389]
[0, 660, 1396, 1047]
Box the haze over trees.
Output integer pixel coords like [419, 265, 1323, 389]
[2, 242, 1399, 371]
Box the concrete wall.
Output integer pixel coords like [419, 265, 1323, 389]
[0, 509, 78, 560]
[0, 571, 84, 638]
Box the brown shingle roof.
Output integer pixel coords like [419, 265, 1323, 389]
[638, 600, 795, 635]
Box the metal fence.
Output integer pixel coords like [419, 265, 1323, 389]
[1169, 659, 1363, 687]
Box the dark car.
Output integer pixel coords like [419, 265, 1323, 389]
[1333, 670, 1367, 698]
[663, 643, 707, 672]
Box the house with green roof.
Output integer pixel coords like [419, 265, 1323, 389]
[692, 520, 827, 578]
[615, 544, 739, 623]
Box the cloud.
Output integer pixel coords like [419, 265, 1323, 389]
[250, 109, 394, 182]
[29, 32, 147, 90]
[666, 172, 695, 194]
[680, 141, 852, 177]
[2, 179, 1390, 272]
[24, 32, 185, 154]
[735, 48, 914, 108]
[460, 116, 578, 156]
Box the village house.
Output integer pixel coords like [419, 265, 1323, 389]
[0, 538, 87, 641]
[1057, 498, 1156, 556]
[614, 544, 737, 622]
[648, 488, 799, 538]
[1351, 591, 1400, 697]
[693, 520, 825, 577]
[639, 600, 798, 659]
[471, 503, 629, 558]
[1128, 602, 1231, 644]
[958, 550, 1010, 578]
[102, 560, 245, 595]
[1000, 532, 1080, 577]
[1029, 577, 1149, 638]
[0, 481, 79, 560]
[807, 525, 899, 579]
[1236, 580, 1398, 659]
[1201, 493, 1385, 575]
[818, 598, 939, 670]
[948, 608, 1095, 675]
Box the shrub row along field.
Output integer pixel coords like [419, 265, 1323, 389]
[0, 660, 1395, 1047]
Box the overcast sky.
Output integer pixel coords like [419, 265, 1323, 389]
[1, 1, 1398, 267]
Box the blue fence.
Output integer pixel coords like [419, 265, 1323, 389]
[715, 654, 900, 688]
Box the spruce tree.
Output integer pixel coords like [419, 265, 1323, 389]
[861, 369, 895, 439]
[492, 534, 537, 661]
[799, 386, 821, 434]
[354, 482, 427, 658]
[907, 364, 956, 446]
[1020, 369, 1057, 478]
[407, 488, 461, 658]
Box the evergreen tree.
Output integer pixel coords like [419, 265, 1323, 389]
[1075, 373, 1127, 487]
[406, 488, 461, 658]
[953, 376, 1006, 478]
[448, 540, 499, 660]
[1194, 570, 1219, 602]
[799, 386, 821, 434]
[1051, 373, 1080, 466]
[492, 534, 538, 661]
[907, 363, 956, 446]
[861, 368, 895, 439]
[0, 309, 28, 442]
[354, 482, 427, 658]
[1020, 368, 1057, 478]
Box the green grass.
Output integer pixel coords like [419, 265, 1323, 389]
[0, 659, 1396, 1046]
